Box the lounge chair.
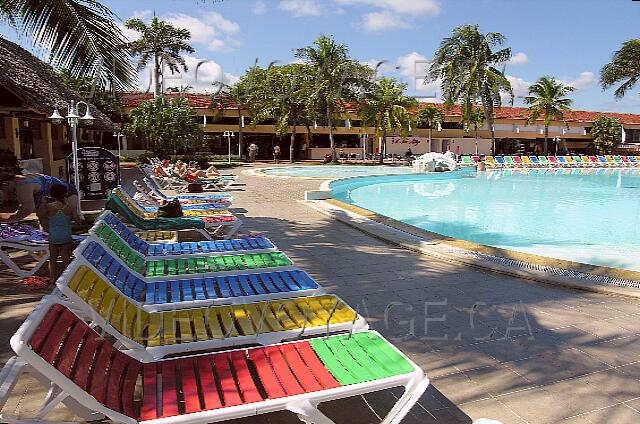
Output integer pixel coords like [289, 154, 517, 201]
[494, 156, 506, 167]
[166, 169, 238, 192]
[460, 156, 473, 166]
[0, 298, 428, 424]
[94, 211, 275, 257]
[528, 156, 542, 167]
[105, 191, 241, 240]
[537, 156, 551, 167]
[547, 156, 559, 166]
[628, 156, 638, 166]
[55, 269, 365, 359]
[77, 238, 294, 281]
[555, 156, 569, 167]
[0, 223, 50, 277]
[483, 156, 497, 168]
[115, 189, 234, 219]
[62, 243, 323, 309]
[471, 155, 481, 163]
[141, 177, 233, 205]
[132, 180, 232, 209]
[520, 156, 533, 167]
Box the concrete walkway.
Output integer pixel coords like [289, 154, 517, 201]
[1, 164, 639, 423]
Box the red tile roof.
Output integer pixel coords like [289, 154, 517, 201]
[120, 92, 640, 125]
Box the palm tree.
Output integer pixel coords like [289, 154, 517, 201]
[524, 76, 574, 155]
[601, 39, 640, 98]
[0, 0, 134, 88]
[427, 25, 513, 154]
[359, 78, 417, 164]
[416, 105, 443, 153]
[294, 35, 371, 162]
[126, 17, 194, 97]
[461, 107, 485, 155]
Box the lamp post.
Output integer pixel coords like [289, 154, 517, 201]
[223, 130, 234, 164]
[49, 100, 94, 218]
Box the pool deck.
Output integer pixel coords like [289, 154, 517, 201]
[2, 163, 640, 423]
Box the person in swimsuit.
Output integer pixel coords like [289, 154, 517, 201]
[42, 184, 76, 280]
[0, 149, 82, 226]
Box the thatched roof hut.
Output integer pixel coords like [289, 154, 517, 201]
[0, 37, 115, 130]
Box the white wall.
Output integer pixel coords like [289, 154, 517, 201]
[386, 136, 492, 155]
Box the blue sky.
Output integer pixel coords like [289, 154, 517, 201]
[3, 0, 640, 113]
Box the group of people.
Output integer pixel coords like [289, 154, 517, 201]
[0, 150, 80, 281]
[151, 160, 224, 183]
[247, 142, 282, 163]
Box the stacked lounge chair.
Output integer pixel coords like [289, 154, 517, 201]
[461, 154, 640, 169]
[0, 172, 430, 423]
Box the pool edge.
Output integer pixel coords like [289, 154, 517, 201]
[301, 197, 640, 299]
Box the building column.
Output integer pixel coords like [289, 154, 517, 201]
[4, 117, 20, 158]
[33, 121, 54, 175]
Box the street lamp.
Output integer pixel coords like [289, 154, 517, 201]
[223, 130, 234, 164]
[49, 100, 94, 217]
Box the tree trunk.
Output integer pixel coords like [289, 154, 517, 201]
[290, 127, 296, 163]
[482, 104, 495, 154]
[475, 128, 479, 155]
[327, 104, 336, 162]
[152, 54, 160, 98]
[543, 125, 549, 155]
[428, 128, 432, 152]
[378, 130, 386, 164]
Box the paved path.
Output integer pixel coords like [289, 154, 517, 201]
[1, 164, 640, 423]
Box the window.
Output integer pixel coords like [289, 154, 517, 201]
[0, 118, 4, 139]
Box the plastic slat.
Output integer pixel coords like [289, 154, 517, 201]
[105, 353, 129, 412]
[230, 350, 262, 403]
[213, 353, 242, 407]
[88, 342, 114, 403]
[178, 358, 201, 414]
[264, 346, 304, 396]
[196, 356, 222, 410]
[204, 278, 217, 299]
[235, 275, 255, 296]
[181, 280, 194, 301]
[295, 342, 341, 390]
[141, 364, 158, 420]
[258, 273, 279, 293]
[38, 308, 74, 365]
[280, 344, 324, 392]
[121, 362, 141, 417]
[309, 338, 358, 385]
[248, 349, 287, 399]
[55, 321, 89, 378]
[193, 279, 206, 300]
[245, 274, 267, 295]
[351, 332, 414, 375]
[160, 361, 179, 418]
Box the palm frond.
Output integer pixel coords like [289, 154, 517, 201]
[10, 0, 135, 89]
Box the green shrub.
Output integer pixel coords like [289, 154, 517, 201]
[136, 151, 159, 165]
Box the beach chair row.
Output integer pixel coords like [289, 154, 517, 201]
[0, 194, 429, 423]
[460, 154, 640, 168]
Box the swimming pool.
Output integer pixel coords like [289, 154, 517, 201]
[331, 168, 640, 271]
[261, 165, 414, 178]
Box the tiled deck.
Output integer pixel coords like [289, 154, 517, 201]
[1, 164, 639, 423]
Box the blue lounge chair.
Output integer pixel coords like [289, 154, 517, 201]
[95, 211, 275, 257]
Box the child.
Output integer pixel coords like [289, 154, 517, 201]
[42, 183, 76, 281]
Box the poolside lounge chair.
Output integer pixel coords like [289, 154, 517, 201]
[94, 211, 275, 257]
[494, 156, 507, 167]
[0, 298, 428, 424]
[471, 155, 481, 163]
[501, 156, 516, 167]
[133, 180, 232, 208]
[628, 156, 639, 166]
[105, 191, 241, 240]
[528, 156, 542, 167]
[55, 267, 365, 360]
[0, 223, 51, 277]
[132, 181, 228, 211]
[460, 156, 474, 166]
[62, 240, 323, 309]
[115, 189, 234, 219]
[537, 156, 552, 167]
[483, 156, 497, 168]
[77, 238, 294, 281]
[520, 156, 533, 167]
[511, 156, 523, 166]
[555, 156, 569, 167]
[141, 177, 234, 205]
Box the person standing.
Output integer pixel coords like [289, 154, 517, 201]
[0, 150, 82, 226]
[42, 184, 78, 280]
[273, 144, 281, 164]
[248, 142, 258, 162]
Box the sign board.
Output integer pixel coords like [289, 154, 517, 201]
[67, 147, 120, 200]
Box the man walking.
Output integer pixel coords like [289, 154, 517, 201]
[248, 142, 258, 162]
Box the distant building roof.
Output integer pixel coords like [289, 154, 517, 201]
[0, 37, 115, 130]
[120, 91, 640, 125]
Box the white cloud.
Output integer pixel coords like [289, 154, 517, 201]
[139, 55, 238, 93]
[278, 0, 323, 17]
[506, 75, 531, 100]
[362, 10, 411, 31]
[163, 12, 240, 52]
[132, 9, 152, 20]
[508, 52, 528, 66]
[335, 0, 440, 16]
[561, 71, 597, 90]
[116, 22, 140, 42]
[253, 0, 268, 15]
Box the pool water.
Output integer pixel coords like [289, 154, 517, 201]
[331, 168, 640, 271]
[262, 165, 413, 178]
